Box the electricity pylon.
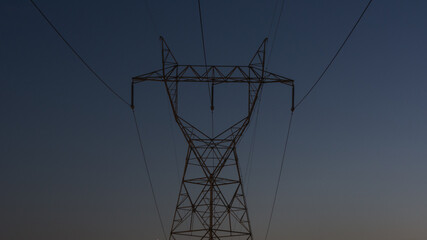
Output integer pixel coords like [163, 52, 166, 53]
[132, 37, 294, 240]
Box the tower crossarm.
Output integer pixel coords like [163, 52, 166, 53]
[132, 65, 294, 86]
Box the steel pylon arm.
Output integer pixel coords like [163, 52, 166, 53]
[131, 37, 295, 113]
[131, 63, 295, 115]
[132, 65, 294, 85]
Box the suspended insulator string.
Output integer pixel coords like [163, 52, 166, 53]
[29, 0, 130, 106]
[197, 0, 214, 136]
[294, 0, 374, 110]
[264, 112, 294, 240]
[132, 110, 167, 240]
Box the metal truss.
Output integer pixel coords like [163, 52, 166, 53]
[132, 37, 295, 240]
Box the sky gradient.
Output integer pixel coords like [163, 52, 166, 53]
[1, 0, 427, 239]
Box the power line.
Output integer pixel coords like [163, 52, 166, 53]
[264, 112, 294, 240]
[263, 2, 374, 238]
[267, 0, 286, 68]
[197, 0, 208, 70]
[143, 0, 161, 37]
[245, 0, 286, 198]
[166, 102, 181, 182]
[294, 0, 374, 110]
[244, 86, 264, 193]
[29, 0, 130, 107]
[262, 3, 292, 238]
[132, 110, 168, 240]
[245, 0, 287, 190]
[141, 0, 181, 188]
[31, 2, 168, 238]
[31, 1, 373, 239]
[266, 0, 281, 39]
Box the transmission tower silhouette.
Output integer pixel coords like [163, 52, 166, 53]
[132, 37, 294, 240]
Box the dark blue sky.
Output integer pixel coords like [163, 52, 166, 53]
[1, 0, 427, 239]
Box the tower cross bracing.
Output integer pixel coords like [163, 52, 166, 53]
[132, 37, 294, 240]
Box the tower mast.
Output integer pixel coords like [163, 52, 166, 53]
[132, 37, 294, 239]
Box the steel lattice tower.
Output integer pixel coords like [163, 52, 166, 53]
[132, 37, 294, 240]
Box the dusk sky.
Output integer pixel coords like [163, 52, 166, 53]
[1, 0, 427, 239]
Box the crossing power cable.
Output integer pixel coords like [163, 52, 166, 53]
[165, 97, 181, 182]
[143, 0, 161, 37]
[140, 0, 182, 185]
[243, 0, 287, 215]
[30, 1, 168, 239]
[131, 110, 168, 240]
[141, 0, 181, 188]
[264, 1, 374, 239]
[264, 111, 294, 240]
[263, 2, 292, 239]
[243, 88, 263, 194]
[29, 0, 130, 107]
[266, 0, 281, 39]
[197, 0, 209, 71]
[266, 0, 286, 67]
[244, 0, 287, 198]
[294, 0, 374, 110]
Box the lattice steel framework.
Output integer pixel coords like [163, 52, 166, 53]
[132, 37, 295, 240]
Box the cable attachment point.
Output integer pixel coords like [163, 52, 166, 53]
[291, 85, 295, 112]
